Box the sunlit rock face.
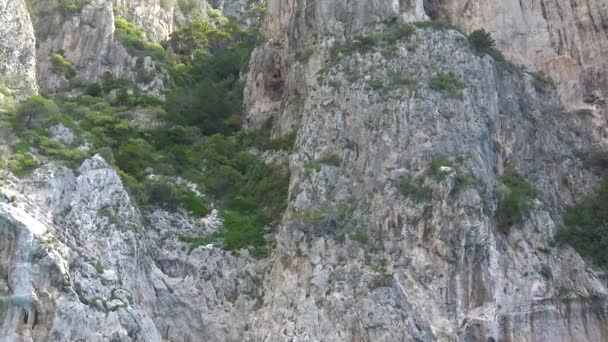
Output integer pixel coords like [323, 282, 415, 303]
[243, 0, 608, 340]
[0, 0, 607, 341]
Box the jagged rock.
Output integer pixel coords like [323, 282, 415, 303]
[0, 0, 38, 99]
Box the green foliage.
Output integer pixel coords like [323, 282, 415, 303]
[383, 24, 416, 44]
[146, 180, 208, 216]
[13, 95, 60, 132]
[413, 20, 459, 32]
[429, 73, 466, 98]
[468, 29, 496, 54]
[165, 21, 255, 135]
[556, 177, 608, 268]
[114, 18, 168, 62]
[8, 153, 39, 177]
[539, 265, 552, 280]
[584, 150, 608, 173]
[369, 79, 384, 90]
[399, 177, 430, 203]
[2, 14, 282, 256]
[353, 228, 369, 244]
[54, 0, 89, 15]
[319, 154, 342, 167]
[177, 0, 204, 13]
[95, 260, 104, 274]
[532, 71, 555, 91]
[85, 83, 103, 97]
[159, 0, 175, 9]
[240, 120, 297, 151]
[496, 171, 539, 230]
[304, 161, 322, 172]
[331, 24, 416, 61]
[430, 158, 453, 176]
[53, 53, 76, 78]
[451, 174, 475, 196]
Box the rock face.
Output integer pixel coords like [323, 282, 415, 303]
[243, 0, 608, 340]
[2, 0, 256, 96]
[0, 155, 264, 341]
[438, 0, 608, 117]
[1, 0, 608, 341]
[0, 0, 38, 100]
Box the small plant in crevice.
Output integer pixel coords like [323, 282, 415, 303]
[413, 20, 460, 32]
[353, 228, 369, 244]
[451, 174, 475, 196]
[430, 158, 454, 177]
[539, 265, 553, 280]
[369, 262, 394, 290]
[319, 154, 342, 167]
[495, 171, 539, 231]
[532, 71, 555, 91]
[399, 176, 430, 203]
[429, 73, 466, 99]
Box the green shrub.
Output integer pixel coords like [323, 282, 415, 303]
[114, 18, 145, 50]
[430, 158, 453, 176]
[8, 153, 39, 177]
[146, 180, 208, 216]
[319, 154, 342, 167]
[496, 171, 539, 229]
[353, 228, 369, 244]
[539, 265, 552, 280]
[584, 151, 608, 172]
[414, 20, 459, 31]
[85, 83, 103, 97]
[304, 162, 322, 172]
[429, 73, 466, 98]
[54, 0, 89, 15]
[330, 25, 416, 61]
[369, 79, 384, 90]
[468, 29, 495, 54]
[532, 71, 554, 91]
[556, 176, 608, 268]
[384, 24, 416, 43]
[13, 96, 61, 132]
[451, 174, 475, 195]
[399, 177, 430, 203]
[52, 53, 76, 78]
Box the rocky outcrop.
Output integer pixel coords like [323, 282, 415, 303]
[438, 0, 608, 118]
[0, 0, 37, 101]
[24, 0, 258, 95]
[0, 154, 264, 341]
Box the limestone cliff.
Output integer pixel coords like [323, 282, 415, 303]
[243, 0, 608, 340]
[0, 0, 607, 341]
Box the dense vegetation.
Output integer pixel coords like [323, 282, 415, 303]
[2, 12, 290, 257]
[468, 29, 496, 54]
